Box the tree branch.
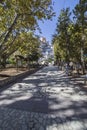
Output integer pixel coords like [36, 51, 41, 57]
[0, 14, 20, 49]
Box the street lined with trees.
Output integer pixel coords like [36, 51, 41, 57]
[0, 1, 87, 129]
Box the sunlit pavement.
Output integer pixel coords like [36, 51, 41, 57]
[0, 66, 87, 130]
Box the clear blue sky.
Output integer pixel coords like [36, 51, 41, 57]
[36, 0, 79, 43]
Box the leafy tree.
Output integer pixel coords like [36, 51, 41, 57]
[18, 32, 41, 63]
[73, 0, 87, 73]
[0, 0, 54, 68]
[52, 0, 87, 74]
[73, 0, 87, 27]
[52, 8, 71, 63]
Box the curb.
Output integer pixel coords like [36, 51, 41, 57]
[0, 67, 43, 87]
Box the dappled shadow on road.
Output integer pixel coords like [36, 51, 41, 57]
[0, 66, 87, 129]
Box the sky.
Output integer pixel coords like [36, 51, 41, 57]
[36, 0, 79, 43]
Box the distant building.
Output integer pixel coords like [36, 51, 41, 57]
[40, 37, 46, 43]
[39, 36, 54, 64]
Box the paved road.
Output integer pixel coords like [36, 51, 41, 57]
[0, 66, 87, 130]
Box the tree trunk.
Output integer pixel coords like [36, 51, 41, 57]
[0, 56, 7, 68]
[0, 14, 19, 49]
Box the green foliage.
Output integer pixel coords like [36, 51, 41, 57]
[73, 0, 87, 27]
[52, 1, 87, 66]
[0, 0, 54, 68]
[8, 58, 16, 65]
[48, 57, 53, 63]
[53, 8, 71, 62]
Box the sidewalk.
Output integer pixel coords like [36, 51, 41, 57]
[0, 66, 87, 130]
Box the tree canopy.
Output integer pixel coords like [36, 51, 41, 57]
[52, 0, 87, 73]
[0, 0, 54, 68]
